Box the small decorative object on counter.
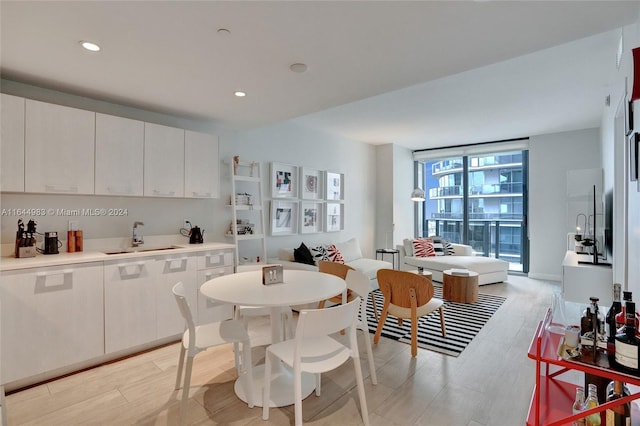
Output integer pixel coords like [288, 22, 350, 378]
[67, 230, 76, 253]
[614, 299, 640, 373]
[15, 219, 37, 258]
[75, 230, 83, 252]
[233, 155, 239, 175]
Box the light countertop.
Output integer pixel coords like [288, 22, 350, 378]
[1, 237, 235, 271]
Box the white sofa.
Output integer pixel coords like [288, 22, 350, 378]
[398, 241, 509, 285]
[269, 238, 392, 283]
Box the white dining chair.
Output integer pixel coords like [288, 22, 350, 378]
[236, 305, 296, 343]
[172, 282, 254, 425]
[262, 297, 369, 426]
[345, 269, 378, 385]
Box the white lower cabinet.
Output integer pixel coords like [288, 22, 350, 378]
[1, 262, 104, 384]
[196, 248, 235, 324]
[153, 254, 197, 339]
[104, 258, 157, 353]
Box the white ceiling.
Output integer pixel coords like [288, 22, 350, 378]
[1, 1, 638, 151]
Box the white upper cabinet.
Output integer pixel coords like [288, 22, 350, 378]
[1, 94, 25, 192]
[144, 122, 184, 197]
[184, 130, 219, 198]
[24, 99, 95, 194]
[95, 113, 144, 196]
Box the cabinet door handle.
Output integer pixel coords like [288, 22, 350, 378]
[118, 262, 145, 278]
[152, 190, 176, 196]
[204, 270, 225, 280]
[107, 186, 133, 195]
[35, 269, 73, 291]
[164, 257, 188, 272]
[191, 191, 211, 197]
[35, 269, 73, 277]
[205, 254, 223, 266]
[45, 184, 78, 193]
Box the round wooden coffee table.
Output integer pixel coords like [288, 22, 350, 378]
[442, 269, 479, 303]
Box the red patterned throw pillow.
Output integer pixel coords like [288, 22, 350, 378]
[326, 244, 345, 264]
[412, 238, 436, 257]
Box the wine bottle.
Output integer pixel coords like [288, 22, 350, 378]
[607, 284, 623, 342]
[614, 300, 640, 373]
[573, 386, 586, 426]
[605, 380, 630, 426]
[585, 383, 601, 426]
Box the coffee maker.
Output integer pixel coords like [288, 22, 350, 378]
[43, 232, 60, 254]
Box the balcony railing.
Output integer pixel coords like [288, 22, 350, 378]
[431, 154, 522, 176]
[429, 182, 523, 199]
[423, 218, 524, 269]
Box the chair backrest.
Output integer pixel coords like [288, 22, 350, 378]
[296, 297, 361, 338]
[172, 282, 196, 334]
[318, 260, 354, 279]
[376, 269, 434, 308]
[345, 269, 370, 298]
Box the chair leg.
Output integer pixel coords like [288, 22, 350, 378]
[294, 365, 303, 426]
[410, 317, 418, 357]
[373, 307, 389, 344]
[0, 384, 7, 426]
[351, 328, 370, 426]
[239, 341, 254, 408]
[359, 320, 377, 385]
[438, 307, 446, 337]
[370, 293, 379, 321]
[175, 344, 186, 390]
[262, 350, 273, 420]
[315, 373, 321, 396]
[317, 300, 326, 310]
[179, 355, 194, 426]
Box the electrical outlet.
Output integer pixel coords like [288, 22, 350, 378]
[184, 219, 191, 229]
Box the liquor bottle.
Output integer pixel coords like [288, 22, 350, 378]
[572, 386, 586, 426]
[614, 300, 640, 373]
[614, 292, 638, 332]
[605, 380, 630, 426]
[606, 284, 623, 342]
[585, 383, 601, 426]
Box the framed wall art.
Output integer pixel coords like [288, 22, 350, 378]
[300, 167, 324, 200]
[271, 162, 298, 198]
[325, 171, 344, 201]
[300, 201, 323, 234]
[325, 202, 344, 232]
[270, 200, 298, 236]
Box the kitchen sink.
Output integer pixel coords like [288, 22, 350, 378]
[102, 246, 181, 255]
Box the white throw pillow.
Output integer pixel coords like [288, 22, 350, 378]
[403, 238, 414, 256]
[335, 238, 362, 262]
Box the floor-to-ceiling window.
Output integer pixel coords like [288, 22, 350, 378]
[414, 140, 529, 273]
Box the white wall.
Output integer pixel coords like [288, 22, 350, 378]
[0, 81, 378, 259]
[528, 128, 602, 281]
[600, 18, 640, 295]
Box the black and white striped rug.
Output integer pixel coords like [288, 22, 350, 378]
[365, 286, 505, 357]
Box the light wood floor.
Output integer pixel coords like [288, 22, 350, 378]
[6, 275, 558, 426]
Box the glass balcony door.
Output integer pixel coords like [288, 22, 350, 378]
[419, 150, 529, 273]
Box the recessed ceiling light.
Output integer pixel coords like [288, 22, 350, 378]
[289, 63, 308, 73]
[234, 91, 246, 97]
[80, 41, 101, 52]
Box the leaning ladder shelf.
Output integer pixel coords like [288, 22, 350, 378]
[527, 308, 640, 426]
[226, 159, 268, 272]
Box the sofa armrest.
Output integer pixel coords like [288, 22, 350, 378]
[452, 243, 473, 256]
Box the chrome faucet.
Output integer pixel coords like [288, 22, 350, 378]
[132, 221, 144, 247]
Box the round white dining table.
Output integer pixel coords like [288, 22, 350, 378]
[200, 269, 346, 408]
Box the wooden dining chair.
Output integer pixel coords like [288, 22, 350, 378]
[317, 261, 379, 320]
[373, 269, 446, 357]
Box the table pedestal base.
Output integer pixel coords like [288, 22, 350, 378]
[234, 363, 315, 407]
